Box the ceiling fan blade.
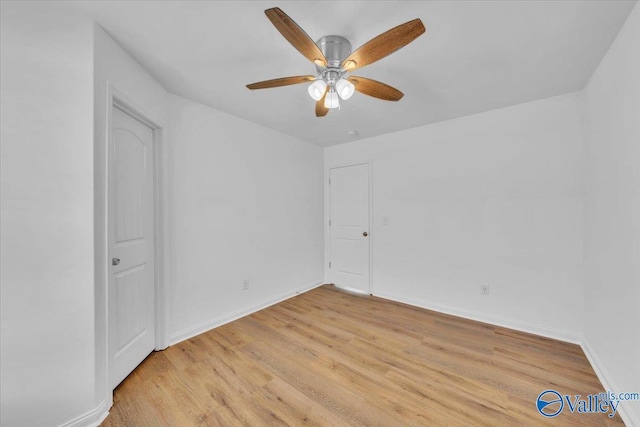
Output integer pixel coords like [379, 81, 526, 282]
[342, 19, 425, 72]
[348, 76, 404, 101]
[246, 75, 315, 90]
[316, 88, 329, 117]
[265, 7, 328, 68]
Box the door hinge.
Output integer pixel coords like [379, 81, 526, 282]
[329, 220, 331, 226]
[329, 178, 331, 185]
[329, 261, 332, 268]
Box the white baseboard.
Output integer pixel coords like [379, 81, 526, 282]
[581, 339, 640, 427]
[373, 291, 583, 344]
[57, 399, 109, 427]
[169, 280, 325, 345]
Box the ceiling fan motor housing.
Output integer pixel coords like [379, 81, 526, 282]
[315, 35, 352, 77]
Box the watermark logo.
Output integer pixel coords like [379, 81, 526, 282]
[537, 390, 564, 417]
[536, 389, 640, 418]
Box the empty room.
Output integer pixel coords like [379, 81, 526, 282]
[1, 0, 639, 426]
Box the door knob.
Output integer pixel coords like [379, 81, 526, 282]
[112, 258, 120, 266]
[363, 232, 368, 237]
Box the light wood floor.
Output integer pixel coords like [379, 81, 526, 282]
[102, 285, 624, 426]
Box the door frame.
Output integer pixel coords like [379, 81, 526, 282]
[101, 83, 169, 396]
[326, 160, 373, 294]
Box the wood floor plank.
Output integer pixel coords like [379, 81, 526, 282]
[241, 340, 405, 427]
[248, 377, 349, 427]
[101, 285, 626, 426]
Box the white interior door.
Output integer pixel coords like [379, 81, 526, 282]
[108, 105, 156, 389]
[329, 164, 370, 293]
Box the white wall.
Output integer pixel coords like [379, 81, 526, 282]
[168, 95, 324, 342]
[0, 2, 95, 426]
[583, 3, 640, 425]
[325, 92, 585, 342]
[93, 23, 170, 416]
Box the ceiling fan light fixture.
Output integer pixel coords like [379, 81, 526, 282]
[335, 78, 355, 100]
[308, 80, 328, 101]
[246, 8, 426, 117]
[343, 60, 357, 71]
[324, 89, 340, 109]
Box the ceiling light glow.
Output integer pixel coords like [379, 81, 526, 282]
[335, 78, 355, 100]
[308, 80, 328, 101]
[324, 89, 340, 109]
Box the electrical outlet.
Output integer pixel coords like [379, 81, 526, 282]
[242, 279, 249, 290]
[481, 284, 490, 295]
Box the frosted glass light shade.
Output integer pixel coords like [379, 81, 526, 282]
[324, 89, 340, 109]
[308, 80, 327, 101]
[335, 78, 355, 100]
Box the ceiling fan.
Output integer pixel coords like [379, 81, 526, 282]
[246, 7, 426, 117]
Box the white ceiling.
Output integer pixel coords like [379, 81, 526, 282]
[74, 0, 636, 147]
